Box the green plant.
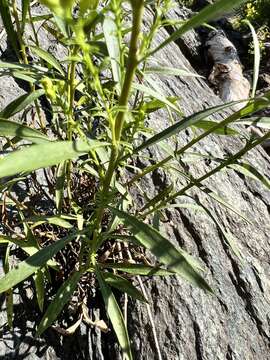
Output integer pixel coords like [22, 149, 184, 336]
[0, 0, 269, 358]
[233, 0, 270, 60]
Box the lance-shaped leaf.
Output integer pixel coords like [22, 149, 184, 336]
[0, 89, 45, 118]
[133, 83, 182, 115]
[0, 0, 20, 59]
[0, 60, 47, 73]
[0, 118, 50, 143]
[132, 100, 244, 155]
[25, 215, 73, 229]
[228, 161, 270, 190]
[102, 272, 147, 302]
[145, 66, 202, 78]
[0, 231, 81, 294]
[243, 20, 260, 98]
[29, 46, 64, 75]
[99, 263, 175, 276]
[34, 269, 45, 312]
[36, 270, 82, 336]
[109, 208, 212, 292]
[96, 268, 133, 360]
[0, 139, 106, 179]
[236, 117, 270, 130]
[103, 16, 121, 86]
[194, 120, 238, 135]
[0, 235, 57, 268]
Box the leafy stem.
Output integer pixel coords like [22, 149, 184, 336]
[114, 0, 144, 142]
[89, 0, 145, 257]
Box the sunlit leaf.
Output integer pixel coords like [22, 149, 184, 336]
[0, 118, 50, 143]
[133, 83, 182, 115]
[96, 267, 132, 360]
[103, 272, 147, 302]
[237, 117, 270, 130]
[0, 89, 45, 119]
[0, 139, 106, 179]
[29, 45, 65, 75]
[243, 20, 260, 98]
[132, 100, 244, 155]
[99, 263, 175, 276]
[103, 16, 121, 86]
[109, 208, 212, 292]
[145, 65, 202, 78]
[0, 231, 81, 293]
[229, 161, 270, 190]
[25, 215, 73, 229]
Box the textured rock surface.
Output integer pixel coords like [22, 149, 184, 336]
[0, 5, 270, 360]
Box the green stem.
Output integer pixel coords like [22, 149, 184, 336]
[89, 0, 145, 258]
[66, 47, 78, 201]
[114, 0, 144, 142]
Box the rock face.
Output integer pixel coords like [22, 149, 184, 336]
[1, 5, 270, 360]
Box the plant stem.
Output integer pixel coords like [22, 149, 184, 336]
[114, 0, 144, 142]
[89, 0, 144, 257]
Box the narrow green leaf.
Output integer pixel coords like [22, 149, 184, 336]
[56, 161, 67, 212]
[229, 162, 270, 190]
[0, 118, 50, 143]
[12, 71, 40, 84]
[0, 60, 47, 73]
[237, 117, 270, 130]
[141, 97, 178, 114]
[6, 289, 13, 328]
[133, 100, 244, 155]
[0, 235, 57, 268]
[103, 16, 121, 86]
[141, 184, 173, 212]
[0, 89, 45, 119]
[103, 272, 147, 302]
[29, 46, 65, 75]
[0, 139, 106, 179]
[34, 269, 45, 312]
[145, 66, 202, 78]
[25, 215, 73, 229]
[21, 0, 30, 32]
[99, 263, 175, 276]
[36, 270, 82, 336]
[149, 0, 247, 57]
[133, 83, 181, 115]
[243, 20, 260, 98]
[0, 231, 80, 294]
[4, 246, 13, 328]
[96, 268, 132, 360]
[0, 0, 20, 59]
[194, 120, 239, 135]
[109, 208, 212, 292]
[53, 14, 69, 37]
[199, 186, 251, 224]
